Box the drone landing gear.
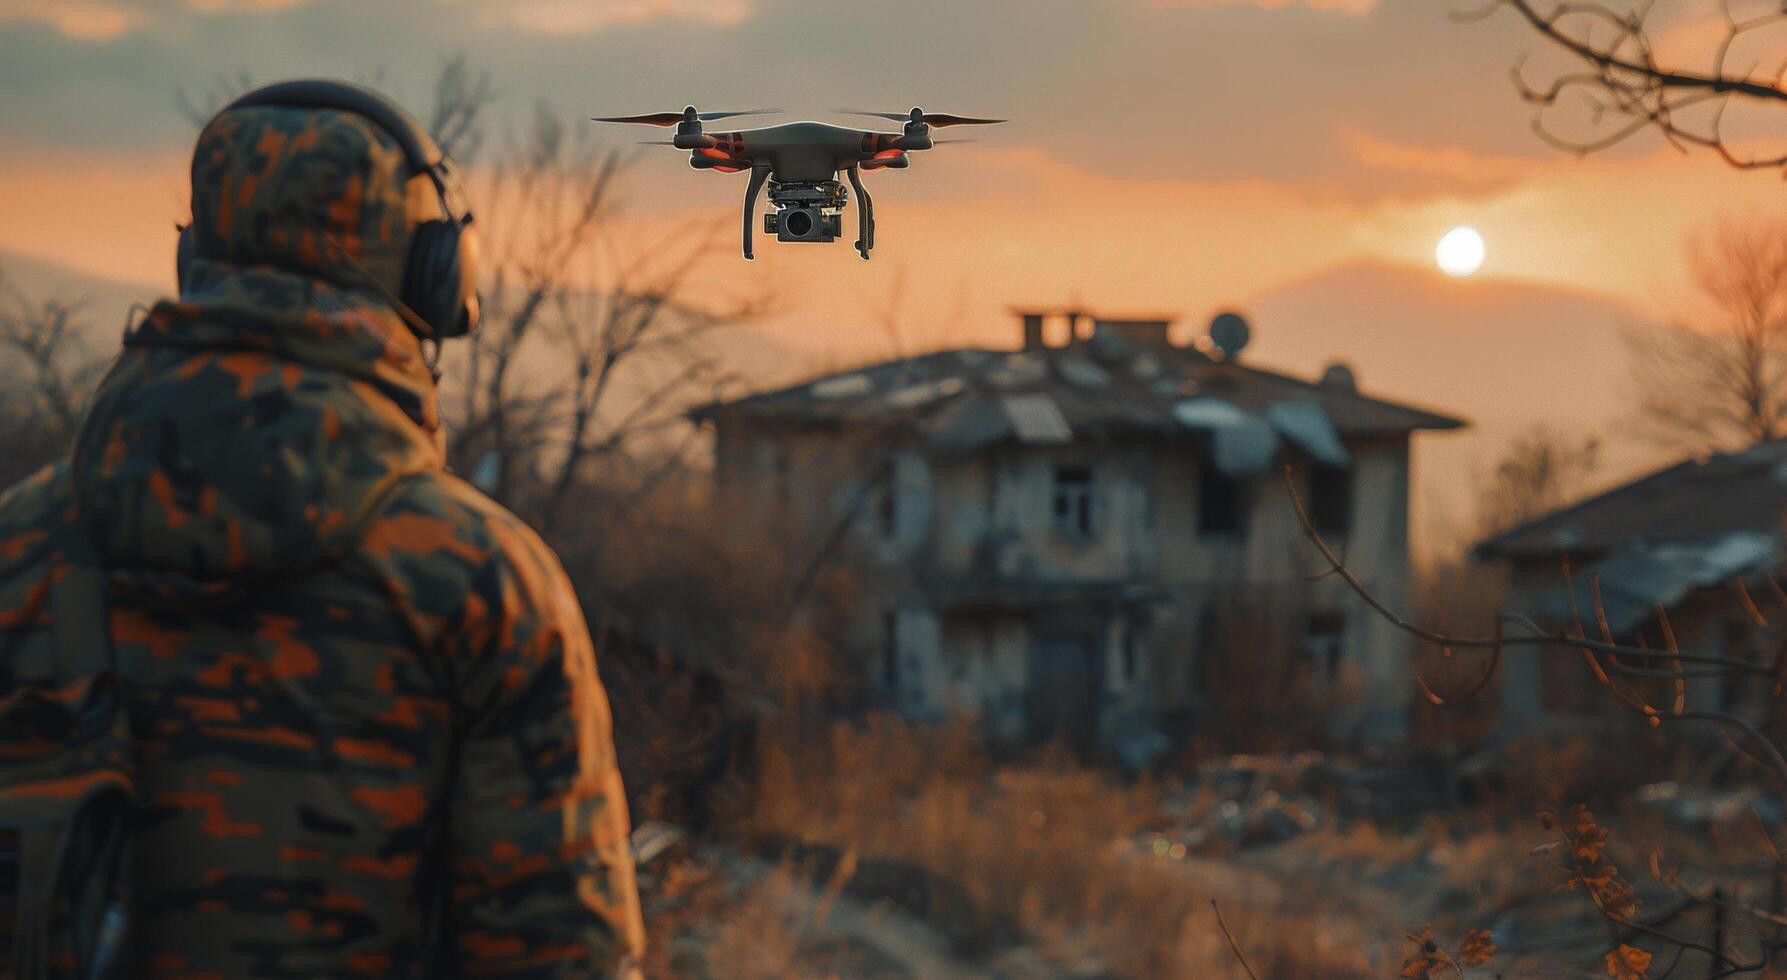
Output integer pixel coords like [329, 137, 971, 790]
[742, 166, 771, 260]
[847, 166, 874, 261]
[742, 173, 871, 260]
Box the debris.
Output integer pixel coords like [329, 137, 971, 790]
[1001, 393, 1073, 444]
[1265, 400, 1350, 467]
[1635, 781, 1783, 829]
[631, 821, 692, 868]
[811, 373, 874, 400]
[1528, 531, 1777, 632]
[1056, 355, 1113, 389]
[884, 376, 966, 409]
[1147, 752, 1466, 855]
[1173, 397, 1280, 476]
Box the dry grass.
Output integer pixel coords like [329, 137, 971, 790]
[736, 714, 1392, 977]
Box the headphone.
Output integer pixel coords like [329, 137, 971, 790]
[176, 79, 480, 340]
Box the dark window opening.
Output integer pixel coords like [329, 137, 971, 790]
[1122, 625, 1139, 682]
[882, 610, 899, 691]
[768, 446, 792, 525]
[1302, 611, 1345, 688]
[1194, 606, 1222, 698]
[1309, 464, 1353, 536]
[876, 477, 898, 538]
[1052, 465, 1095, 537]
[1197, 465, 1246, 536]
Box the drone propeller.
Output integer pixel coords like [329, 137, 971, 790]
[593, 107, 783, 126]
[837, 107, 1006, 128]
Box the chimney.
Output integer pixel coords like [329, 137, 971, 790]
[1093, 318, 1174, 349]
[1020, 312, 1045, 351]
[1063, 310, 1086, 344]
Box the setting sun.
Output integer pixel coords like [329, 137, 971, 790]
[1436, 225, 1486, 277]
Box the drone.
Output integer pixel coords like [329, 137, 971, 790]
[591, 106, 1005, 261]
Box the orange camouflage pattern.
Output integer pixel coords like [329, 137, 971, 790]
[0, 103, 642, 976]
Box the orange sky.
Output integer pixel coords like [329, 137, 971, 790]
[4, 0, 1786, 552]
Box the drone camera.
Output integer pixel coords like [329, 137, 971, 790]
[766, 207, 840, 243]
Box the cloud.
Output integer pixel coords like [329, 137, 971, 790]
[184, 0, 309, 10]
[1343, 128, 1544, 188]
[0, 0, 751, 41]
[444, 0, 755, 34]
[1149, 0, 1377, 15]
[0, 0, 310, 39]
[0, 0, 148, 39]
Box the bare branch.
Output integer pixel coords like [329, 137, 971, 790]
[1210, 901, 1260, 980]
[1485, 0, 1787, 170]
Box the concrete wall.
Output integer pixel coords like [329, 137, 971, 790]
[714, 417, 1419, 746]
[1498, 562, 1770, 734]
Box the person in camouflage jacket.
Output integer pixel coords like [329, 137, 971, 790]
[0, 87, 644, 975]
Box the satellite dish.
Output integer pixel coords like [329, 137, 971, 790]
[1209, 312, 1251, 360]
[1320, 362, 1357, 392]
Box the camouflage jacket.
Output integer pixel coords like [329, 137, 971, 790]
[0, 105, 643, 976]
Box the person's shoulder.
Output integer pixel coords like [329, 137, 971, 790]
[358, 470, 577, 628]
[0, 463, 71, 628]
[0, 457, 65, 515]
[0, 463, 69, 563]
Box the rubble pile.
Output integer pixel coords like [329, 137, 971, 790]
[1143, 752, 1463, 855]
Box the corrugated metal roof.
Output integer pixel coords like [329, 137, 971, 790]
[1521, 532, 1778, 632]
[691, 330, 1465, 450]
[1477, 440, 1787, 560]
[1001, 393, 1073, 444]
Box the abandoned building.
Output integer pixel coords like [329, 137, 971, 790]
[1477, 440, 1787, 734]
[696, 311, 1464, 752]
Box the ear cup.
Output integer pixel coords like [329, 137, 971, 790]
[401, 219, 467, 339]
[176, 224, 197, 294]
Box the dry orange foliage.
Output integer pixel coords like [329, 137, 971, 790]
[1541, 804, 1638, 920]
[1604, 943, 1652, 979]
[1457, 928, 1496, 967]
[1398, 924, 1496, 978]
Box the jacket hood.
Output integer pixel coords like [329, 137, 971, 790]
[189, 102, 424, 301]
[72, 262, 445, 605]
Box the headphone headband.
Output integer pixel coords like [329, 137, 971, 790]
[220, 79, 445, 178]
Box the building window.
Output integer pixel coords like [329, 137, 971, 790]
[1309, 464, 1353, 536]
[1194, 606, 1222, 698]
[1052, 465, 1095, 537]
[876, 477, 898, 538]
[1302, 612, 1345, 688]
[765, 445, 791, 526]
[1122, 623, 1139, 683]
[882, 610, 900, 692]
[1197, 465, 1246, 537]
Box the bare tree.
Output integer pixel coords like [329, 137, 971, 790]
[1476, 422, 1602, 537]
[424, 55, 490, 162]
[1627, 217, 1787, 452]
[1468, 0, 1787, 170]
[418, 79, 770, 543]
[0, 270, 105, 486]
[176, 54, 488, 163]
[175, 71, 255, 128]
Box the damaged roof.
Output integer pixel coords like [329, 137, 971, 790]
[694, 324, 1463, 473]
[1520, 532, 1779, 633]
[1477, 440, 1787, 561]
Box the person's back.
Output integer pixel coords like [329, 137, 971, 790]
[0, 82, 643, 977]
